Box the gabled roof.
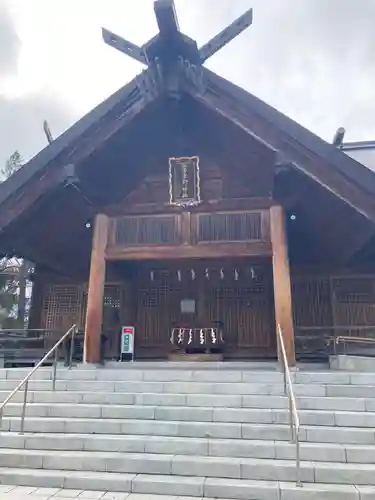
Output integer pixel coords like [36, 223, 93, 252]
[0, 77, 140, 205]
[210, 70, 375, 193]
[342, 140, 375, 173]
[202, 69, 375, 201]
[180, 68, 375, 222]
[1, 47, 375, 230]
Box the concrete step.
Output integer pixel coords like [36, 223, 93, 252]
[2, 431, 375, 463]
[1, 448, 375, 485]
[4, 376, 375, 399]
[5, 403, 375, 428]
[2, 368, 285, 383]
[1, 367, 371, 385]
[3, 378, 375, 397]
[0, 468, 366, 500]
[4, 390, 375, 412]
[0, 379, 305, 394]
[2, 417, 375, 444]
[5, 366, 375, 386]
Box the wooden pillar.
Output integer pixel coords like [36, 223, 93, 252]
[270, 205, 295, 366]
[84, 214, 109, 363]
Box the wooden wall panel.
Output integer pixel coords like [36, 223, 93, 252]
[197, 212, 262, 243]
[135, 260, 275, 358]
[331, 277, 375, 335]
[292, 276, 333, 357]
[40, 282, 124, 358]
[39, 267, 375, 360]
[114, 215, 180, 246]
[292, 277, 333, 329]
[106, 157, 224, 214]
[205, 278, 274, 350]
[292, 272, 375, 357]
[41, 285, 82, 332]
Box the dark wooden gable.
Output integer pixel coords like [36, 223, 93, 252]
[193, 69, 375, 222]
[1, 1, 375, 275]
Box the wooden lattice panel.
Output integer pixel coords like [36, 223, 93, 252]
[79, 284, 123, 330]
[332, 277, 375, 332]
[292, 277, 333, 328]
[135, 261, 274, 355]
[197, 212, 262, 243]
[292, 274, 375, 356]
[114, 215, 179, 246]
[41, 285, 82, 331]
[207, 281, 273, 349]
[137, 282, 170, 347]
[333, 277, 375, 304]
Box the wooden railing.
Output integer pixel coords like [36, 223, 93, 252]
[197, 212, 263, 243]
[106, 210, 271, 259]
[110, 214, 180, 246]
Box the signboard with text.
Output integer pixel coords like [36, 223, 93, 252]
[121, 326, 135, 359]
[168, 156, 201, 207]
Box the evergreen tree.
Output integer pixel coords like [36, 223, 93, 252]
[0, 151, 28, 328]
[1, 151, 23, 180]
[0, 259, 20, 328]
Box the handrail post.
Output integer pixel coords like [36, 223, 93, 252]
[333, 331, 337, 355]
[296, 430, 302, 487]
[20, 380, 29, 434]
[277, 332, 287, 394]
[69, 327, 76, 369]
[277, 324, 302, 488]
[52, 346, 59, 391]
[288, 393, 295, 442]
[0, 324, 76, 437]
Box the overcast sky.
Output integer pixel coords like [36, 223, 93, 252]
[1, 0, 375, 165]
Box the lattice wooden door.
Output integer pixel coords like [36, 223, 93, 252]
[136, 276, 170, 349]
[205, 264, 275, 354]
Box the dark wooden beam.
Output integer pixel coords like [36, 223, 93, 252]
[180, 212, 192, 245]
[65, 93, 151, 166]
[102, 28, 148, 65]
[192, 88, 375, 223]
[154, 0, 180, 37]
[106, 241, 272, 261]
[105, 197, 273, 216]
[8, 245, 80, 280]
[1, 185, 92, 277]
[199, 8, 253, 63]
[341, 226, 375, 264]
[0, 91, 152, 234]
[0, 167, 68, 233]
[84, 214, 109, 364]
[270, 205, 295, 366]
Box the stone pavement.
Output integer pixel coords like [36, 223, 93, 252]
[0, 486, 203, 500]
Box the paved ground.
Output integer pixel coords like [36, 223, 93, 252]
[0, 486, 204, 500]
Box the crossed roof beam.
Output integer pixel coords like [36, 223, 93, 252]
[102, 0, 253, 66]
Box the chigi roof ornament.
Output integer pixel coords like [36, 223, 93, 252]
[102, 0, 253, 97]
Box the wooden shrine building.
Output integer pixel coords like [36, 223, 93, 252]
[1, 1, 375, 365]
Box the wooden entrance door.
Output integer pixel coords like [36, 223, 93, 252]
[135, 260, 275, 359]
[203, 261, 275, 358]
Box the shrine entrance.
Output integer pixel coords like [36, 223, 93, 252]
[134, 258, 276, 360]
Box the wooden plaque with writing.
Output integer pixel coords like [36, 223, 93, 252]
[169, 156, 201, 206]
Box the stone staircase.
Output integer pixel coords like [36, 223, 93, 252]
[0, 363, 374, 499]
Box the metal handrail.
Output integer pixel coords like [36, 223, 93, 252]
[331, 335, 375, 355]
[334, 336, 375, 343]
[277, 324, 302, 487]
[0, 324, 77, 434]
